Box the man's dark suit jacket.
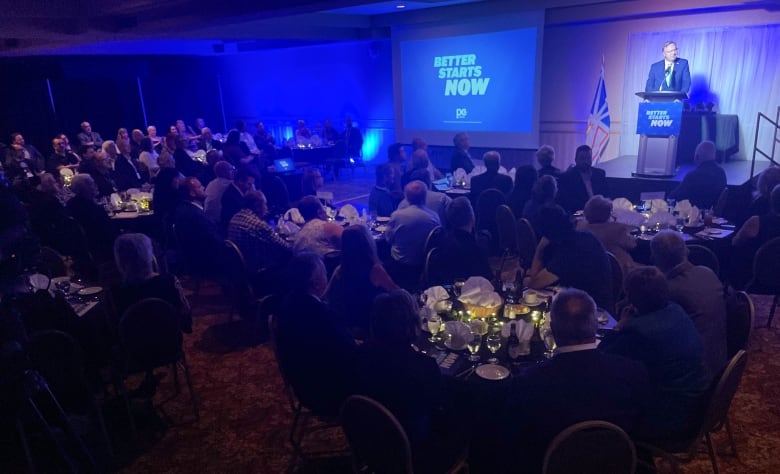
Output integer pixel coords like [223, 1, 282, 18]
[503, 349, 650, 473]
[450, 148, 474, 174]
[65, 195, 118, 260]
[220, 184, 243, 232]
[113, 155, 144, 191]
[557, 166, 608, 213]
[469, 170, 513, 201]
[276, 292, 357, 416]
[173, 200, 223, 272]
[645, 58, 691, 93]
[668, 160, 727, 209]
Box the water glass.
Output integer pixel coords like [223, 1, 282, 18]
[427, 314, 443, 343]
[467, 332, 482, 362]
[453, 279, 465, 297]
[486, 334, 501, 364]
[540, 327, 556, 359]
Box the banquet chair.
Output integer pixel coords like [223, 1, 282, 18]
[606, 251, 624, 305]
[36, 246, 68, 278]
[115, 298, 199, 436]
[713, 187, 729, 219]
[267, 312, 348, 471]
[686, 244, 721, 277]
[341, 395, 468, 474]
[516, 217, 538, 271]
[423, 225, 446, 255]
[421, 247, 450, 288]
[726, 291, 754, 359]
[221, 240, 255, 321]
[638, 350, 748, 474]
[495, 204, 520, 257]
[475, 189, 506, 255]
[745, 237, 780, 328]
[543, 421, 636, 474]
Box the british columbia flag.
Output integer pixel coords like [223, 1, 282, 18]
[586, 57, 610, 164]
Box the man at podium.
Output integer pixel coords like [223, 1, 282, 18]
[645, 41, 691, 94]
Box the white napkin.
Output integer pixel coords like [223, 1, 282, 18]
[459, 276, 502, 307]
[110, 193, 122, 208]
[612, 197, 634, 211]
[29, 273, 50, 291]
[59, 168, 74, 177]
[423, 286, 450, 309]
[283, 207, 305, 225]
[453, 168, 467, 183]
[646, 211, 675, 227]
[501, 319, 534, 341]
[688, 206, 701, 224]
[650, 199, 669, 214]
[192, 149, 207, 163]
[132, 191, 153, 201]
[612, 208, 647, 227]
[674, 200, 693, 217]
[443, 321, 471, 349]
[279, 220, 301, 236]
[339, 204, 359, 219]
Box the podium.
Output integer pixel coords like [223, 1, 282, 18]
[634, 91, 688, 178]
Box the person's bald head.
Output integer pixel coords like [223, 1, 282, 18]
[404, 180, 428, 206]
[694, 140, 717, 166]
[214, 160, 234, 179]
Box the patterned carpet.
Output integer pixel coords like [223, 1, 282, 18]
[118, 282, 780, 474]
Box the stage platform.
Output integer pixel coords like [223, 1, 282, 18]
[598, 155, 773, 202]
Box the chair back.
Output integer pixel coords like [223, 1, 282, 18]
[119, 298, 183, 370]
[323, 250, 342, 279]
[687, 244, 721, 277]
[516, 217, 538, 269]
[341, 395, 414, 474]
[701, 350, 748, 435]
[36, 246, 68, 278]
[475, 189, 506, 248]
[726, 291, 754, 359]
[750, 237, 780, 290]
[423, 225, 446, 255]
[421, 247, 449, 288]
[267, 309, 300, 412]
[495, 204, 520, 256]
[543, 420, 636, 474]
[605, 251, 624, 304]
[713, 187, 729, 218]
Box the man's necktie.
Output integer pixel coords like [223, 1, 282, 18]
[665, 65, 672, 88]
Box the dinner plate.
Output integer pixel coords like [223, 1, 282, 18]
[77, 286, 103, 296]
[51, 276, 71, 285]
[475, 364, 510, 381]
[375, 224, 388, 233]
[376, 216, 390, 223]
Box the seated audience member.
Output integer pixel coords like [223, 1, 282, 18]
[600, 266, 710, 443]
[325, 225, 398, 335]
[385, 181, 441, 284]
[439, 197, 492, 280]
[294, 119, 312, 145]
[731, 184, 780, 288]
[450, 131, 474, 173]
[293, 196, 343, 256]
[408, 137, 443, 180]
[321, 119, 339, 145]
[536, 144, 561, 178]
[557, 145, 608, 213]
[27, 173, 68, 248]
[523, 206, 613, 311]
[669, 140, 727, 209]
[113, 140, 145, 191]
[227, 190, 292, 291]
[507, 165, 538, 218]
[236, 120, 261, 158]
[192, 118, 206, 137]
[65, 174, 118, 260]
[197, 127, 222, 152]
[4, 133, 43, 182]
[523, 175, 562, 236]
[356, 290, 465, 474]
[116, 127, 130, 145]
[173, 177, 223, 275]
[368, 163, 400, 218]
[577, 195, 638, 274]
[152, 168, 183, 222]
[744, 166, 780, 219]
[130, 129, 145, 158]
[253, 121, 275, 149]
[469, 151, 513, 199]
[276, 253, 357, 416]
[651, 231, 727, 377]
[300, 168, 324, 199]
[222, 130, 252, 166]
[77, 121, 103, 150]
[401, 149, 432, 189]
[220, 167, 256, 233]
[386, 142, 406, 197]
[46, 136, 80, 175]
[146, 125, 162, 150]
[204, 160, 234, 224]
[258, 169, 290, 218]
[79, 151, 116, 198]
[102, 140, 119, 168]
[504, 289, 650, 473]
[138, 137, 160, 180]
[398, 168, 451, 227]
[174, 136, 207, 181]
[111, 233, 191, 333]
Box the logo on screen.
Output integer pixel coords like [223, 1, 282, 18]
[456, 108, 468, 119]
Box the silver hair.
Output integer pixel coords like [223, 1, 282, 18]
[113, 233, 155, 284]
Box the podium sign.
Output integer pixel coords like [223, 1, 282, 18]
[634, 91, 687, 178]
[636, 102, 683, 136]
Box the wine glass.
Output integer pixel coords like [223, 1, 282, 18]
[453, 279, 465, 297]
[540, 327, 557, 359]
[466, 332, 482, 362]
[427, 313, 443, 343]
[486, 334, 501, 364]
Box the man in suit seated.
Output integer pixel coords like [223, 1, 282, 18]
[668, 140, 727, 209]
[645, 41, 691, 93]
[469, 150, 513, 200]
[173, 176, 223, 276]
[220, 166, 256, 233]
[450, 131, 474, 174]
[65, 174, 118, 261]
[275, 253, 357, 416]
[368, 163, 400, 218]
[557, 144, 608, 214]
[503, 289, 650, 473]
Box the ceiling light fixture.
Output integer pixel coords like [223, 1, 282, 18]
[396, 4, 406, 9]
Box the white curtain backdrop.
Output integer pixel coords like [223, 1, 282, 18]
[620, 24, 780, 161]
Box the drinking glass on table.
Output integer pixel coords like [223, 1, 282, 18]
[486, 334, 501, 364]
[453, 278, 465, 297]
[540, 326, 557, 359]
[427, 313, 443, 343]
[467, 332, 482, 362]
